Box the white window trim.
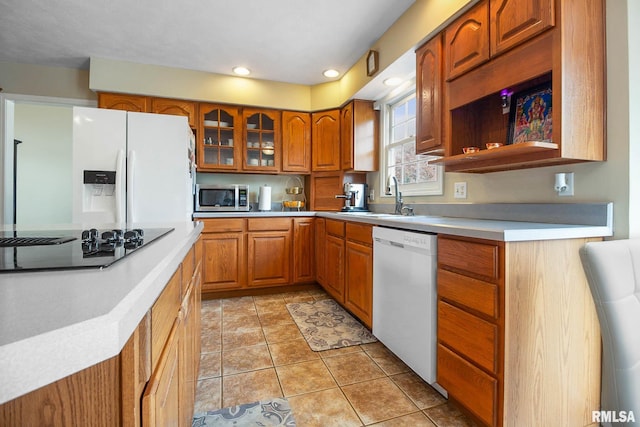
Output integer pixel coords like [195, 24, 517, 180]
[378, 85, 443, 198]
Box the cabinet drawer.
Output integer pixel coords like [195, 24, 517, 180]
[438, 236, 500, 281]
[202, 219, 245, 233]
[437, 344, 497, 426]
[346, 222, 372, 246]
[438, 269, 498, 318]
[325, 219, 345, 237]
[151, 268, 181, 371]
[247, 217, 291, 232]
[438, 301, 498, 374]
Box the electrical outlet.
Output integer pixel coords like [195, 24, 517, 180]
[369, 189, 375, 201]
[454, 182, 467, 199]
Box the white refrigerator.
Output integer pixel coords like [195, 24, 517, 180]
[72, 107, 195, 226]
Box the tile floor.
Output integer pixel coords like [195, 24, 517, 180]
[195, 288, 478, 426]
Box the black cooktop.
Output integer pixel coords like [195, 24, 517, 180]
[0, 227, 174, 273]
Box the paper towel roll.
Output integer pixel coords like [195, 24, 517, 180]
[258, 185, 272, 211]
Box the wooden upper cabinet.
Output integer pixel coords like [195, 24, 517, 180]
[243, 108, 281, 172]
[150, 98, 198, 128]
[341, 100, 379, 172]
[416, 34, 444, 154]
[311, 109, 341, 171]
[197, 104, 242, 171]
[444, 0, 490, 81]
[490, 0, 555, 56]
[282, 111, 311, 173]
[98, 93, 149, 112]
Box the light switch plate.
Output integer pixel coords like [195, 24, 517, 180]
[454, 182, 467, 199]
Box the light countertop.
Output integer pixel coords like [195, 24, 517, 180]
[0, 221, 203, 404]
[320, 212, 613, 241]
[0, 203, 613, 403]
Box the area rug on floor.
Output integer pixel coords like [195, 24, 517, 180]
[286, 298, 377, 351]
[192, 397, 295, 427]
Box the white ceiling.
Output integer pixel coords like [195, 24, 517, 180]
[0, 0, 415, 86]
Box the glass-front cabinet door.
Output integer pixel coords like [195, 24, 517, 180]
[242, 108, 280, 172]
[198, 104, 241, 171]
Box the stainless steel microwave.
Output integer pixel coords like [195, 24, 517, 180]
[195, 184, 250, 212]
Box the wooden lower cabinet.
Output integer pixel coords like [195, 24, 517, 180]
[143, 318, 181, 427]
[201, 217, 316, 294]
[324, 219, 346, 303]
[344, 223, 373, 328]
[315, 218, 327, 286]
[318, 219, 373, 327]
[436, 234, 601, 426]
[0, 239, 202, 427]
[293, 218, 315, 283]
[201, 219, 246, 291]
[247, 230, 291, 286]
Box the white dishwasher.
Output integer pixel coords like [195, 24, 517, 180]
[372, 226, 441, 389]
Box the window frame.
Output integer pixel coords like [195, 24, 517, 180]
[378, 85, 443, 198]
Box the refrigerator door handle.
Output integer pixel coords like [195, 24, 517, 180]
[127, 149, 136, 223]
[115, 149, 126, 224]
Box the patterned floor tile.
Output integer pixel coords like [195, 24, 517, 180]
[222, 313, 261, 331]
[323, 351, 386, 386]
[363, 344, 411, 375]
[287, 388, 362, 427]
[390, 372, 446, 410]
[423, 403, 479, 427]
[262, 323, 303, 344]
[222, 344, 273, 375]
[221, 368, 283, 408]
[268, 338, 321, 366]
[317, 344, 365, 359]
[276, 360, 337, 396]
[194, 377, 222, 413]
[222, 327, 265, 349]
[369, 411, 436, 426]
[341, 377, 418, 425]
[198, 351, 221, 380]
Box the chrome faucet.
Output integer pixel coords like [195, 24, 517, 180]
[385, 175, 403, 215]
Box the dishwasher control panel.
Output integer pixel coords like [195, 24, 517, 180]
[372, 226, 436, 252]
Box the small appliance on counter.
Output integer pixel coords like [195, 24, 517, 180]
[335, 183, 368, 212]
[195, 184, 250, 212]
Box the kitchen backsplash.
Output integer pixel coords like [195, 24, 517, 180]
[196, 173, 306, 211]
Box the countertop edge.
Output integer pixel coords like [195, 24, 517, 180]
[0, 221, 203, 405]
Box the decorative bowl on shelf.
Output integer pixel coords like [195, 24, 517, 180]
[203, 120, 218, 127]
[462, 146, 480, 154]
[262, 148, 275, 156]
[486, 142, 503, 149]
[247, 124, 258, 129]
[286, 187, 303, 194]
[283, 200, 305, 209]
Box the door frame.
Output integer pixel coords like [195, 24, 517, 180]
[0, 93, 95, 225]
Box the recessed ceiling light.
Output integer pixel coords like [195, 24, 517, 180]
[233, 66, 251, 76]
[323, 69, 340, 78]
[383, 77, 403, 86]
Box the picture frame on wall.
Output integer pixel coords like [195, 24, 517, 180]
[507, 82, 553, 145]
[366, 50, 379, 76]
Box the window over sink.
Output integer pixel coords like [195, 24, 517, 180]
[379, 87, 443, 197]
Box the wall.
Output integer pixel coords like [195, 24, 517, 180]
[0, 61, 95, 100]
[196, 173, 305, 210]
[13, 103, 73, 225]
[0, 1, 634, 238]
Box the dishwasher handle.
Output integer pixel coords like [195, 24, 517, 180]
[374, 237, 406, 249]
